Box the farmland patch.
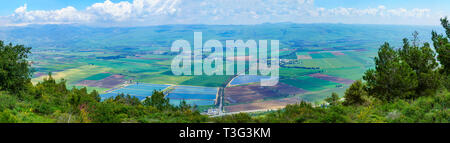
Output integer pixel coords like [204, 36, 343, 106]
[224, 83, 307, 104]
[229, 75, 271, 86]
[165, 86, 218, 106]
[280, 76, 341, 91]
[85, 73, 112, 80]
[32, 65, 112, 85]
[78, 74, 126, 88]
[181, 75, 231, 87]
[309, 52, 336, 59]
[170, 99, 216, 106]
[224, 96, 303, 112]
[100, 83, 171, 100]
[308, 73, 354, 85]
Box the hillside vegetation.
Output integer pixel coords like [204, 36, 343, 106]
[0, 18, 449, 123]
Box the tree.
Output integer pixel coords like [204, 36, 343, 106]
[178, 100, 191, 111]
[111, 93, 141, 106]
[363, 43, 418, 101]
[399, 35, 441, 96]
[0, 41, 32, 93]
[325, 92, 340, 106]
[143, 90, 171, 110]
[432, 17, 450, 89]
[343, 80, 367, 106]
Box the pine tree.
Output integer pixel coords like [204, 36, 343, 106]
[432, 17, 450, 89]
[399, 34, 441, 97]
[325, 92, 340, 106]
[343, 80, 367, 106]
[143, 90, 171, 110]
[363, 43, 418, 101]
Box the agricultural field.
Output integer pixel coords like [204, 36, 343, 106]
[224, 96, 303, 113]
[280, 76, 342, 91]
[77, 74, 127, 88]
[1, 23, 440, 113]
[169, 99, 216, 106]
[308, 73, 354, 85]
[85, 73, 112, 80]
[224, 83, 307, 104]
[229, 75, 271, 86]
[100, 83, 171, 100]
[166, 86, 219, 106]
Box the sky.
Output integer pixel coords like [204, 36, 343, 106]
[0, 0, 449, 27]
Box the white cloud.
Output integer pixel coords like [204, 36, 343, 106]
[387, 8, 431, 17]
[319, 5, 431, 18]
[1, 0, 445, 26]
[86, 0, 133, 21]
[85, 0, 179, 22]
[11, 4, 93, 24]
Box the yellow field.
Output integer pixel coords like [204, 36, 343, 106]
[32, 65, 113, 85]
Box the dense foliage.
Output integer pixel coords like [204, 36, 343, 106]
[432, 18, 450, 89]
[0, 41, 32, 94]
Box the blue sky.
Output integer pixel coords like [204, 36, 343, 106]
[0, 0, 448, 26]
[315, 0, 449, 10]
[0, 0, 125, 15]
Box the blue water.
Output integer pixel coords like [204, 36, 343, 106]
[100, 92, 148, 100]
[100, 83, 170, 100]
[166, 93, 217, 100]
[229, 75, 271, 86]
[170, 99, 215, 106]
[170, 86, 217, 95]
[125, 83, 170, 91]
[100, 84, 217, 106]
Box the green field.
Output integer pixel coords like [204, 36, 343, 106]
[181, 75, 231, 87]
[280, 76, 342, 91]
[309, 52, 336, 59]
[85, 73, 112, 80]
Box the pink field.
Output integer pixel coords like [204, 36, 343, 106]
[331, 52, 345, 56]
[77, 74, 126, 88]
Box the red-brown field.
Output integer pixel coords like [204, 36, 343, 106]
[308, 73, 354, 84]
[331, 51, 345, 56]
[275, 82, 308, 95]
[224, 83, 307, 104]
[77, 74, 126, 88]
